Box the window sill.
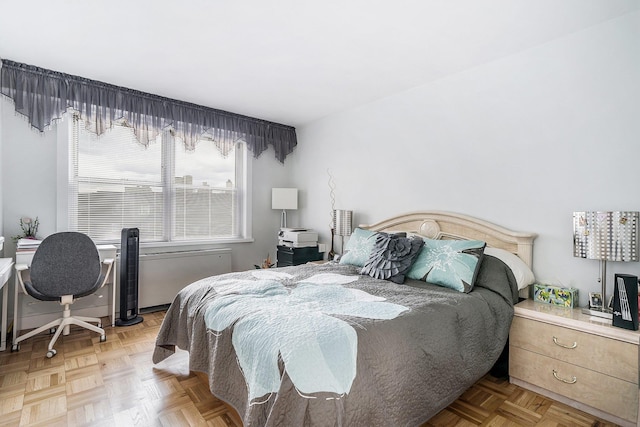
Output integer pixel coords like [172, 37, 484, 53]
[97, 237, 255, 253]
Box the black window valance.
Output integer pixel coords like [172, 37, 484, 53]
[0, 59, 297, 162]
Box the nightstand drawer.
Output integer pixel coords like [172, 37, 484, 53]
[510, 316, 638, 383]
[510, 348, 638, 423]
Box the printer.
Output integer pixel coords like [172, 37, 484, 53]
[278, 228, 318, 248]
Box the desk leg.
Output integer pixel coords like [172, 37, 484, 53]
[0, 284, 7, 351]
[111, 264, 116, 327]
[12, 275, 19, 349]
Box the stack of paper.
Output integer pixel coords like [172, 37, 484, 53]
[17, 238, 42, 250]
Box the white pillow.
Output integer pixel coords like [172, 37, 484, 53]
[484, 247, 535, 290]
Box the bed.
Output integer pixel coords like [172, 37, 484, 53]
[153, 211, 536, 426]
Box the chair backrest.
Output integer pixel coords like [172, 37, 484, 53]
[30, 232, 102, 298]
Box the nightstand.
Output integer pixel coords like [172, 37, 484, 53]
[509, 299, 640, 427]
[276, 246, 323, 267]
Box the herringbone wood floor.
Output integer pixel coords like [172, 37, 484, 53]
[0, 311, 618, 426]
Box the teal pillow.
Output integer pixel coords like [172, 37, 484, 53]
[406, 238, 486, 292]
[339, 228, 377, 267]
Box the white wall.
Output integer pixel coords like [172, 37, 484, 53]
[1, 11, 638, 312]
[0, 97, 295, 273]
[291, 11, 640, 308]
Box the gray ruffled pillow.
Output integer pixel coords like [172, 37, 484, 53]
[361, 233, 424, 284]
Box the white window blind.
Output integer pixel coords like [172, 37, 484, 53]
[69, 116, 245, 243]
[173, 136, 237, 240]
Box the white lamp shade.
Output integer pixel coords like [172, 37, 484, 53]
[272, 188, 298, 210]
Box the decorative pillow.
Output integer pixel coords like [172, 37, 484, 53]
[484, 247, 534, 290]
[339, 228, 378, 267]
[407, 239, 486, 292]
[361, 233, 424, 284]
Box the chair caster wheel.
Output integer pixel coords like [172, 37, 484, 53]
[49, 328, 56, 334]
[99, 335, 106, 343]
[11, 344, 19, 352]
[46, 349, 57, 358]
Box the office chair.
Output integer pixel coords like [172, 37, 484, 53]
[13, 232, 113, 358]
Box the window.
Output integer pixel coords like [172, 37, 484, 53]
[66, 116, 249, 244]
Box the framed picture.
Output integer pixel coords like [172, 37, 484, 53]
[589, 292, 603, 309]
[607, 295, 614, 311]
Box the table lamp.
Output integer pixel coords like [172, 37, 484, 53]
[272, 188, 298, 229]
[573, 211, 639, 319]
[334, 209, 353, 254]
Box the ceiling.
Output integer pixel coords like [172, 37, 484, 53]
[0, 0, 637, 128]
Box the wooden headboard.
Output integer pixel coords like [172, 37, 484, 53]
[359, 211, 537, 268]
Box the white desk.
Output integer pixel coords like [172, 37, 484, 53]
[0, 258, 14, 351]
[13, 244, 117, 348]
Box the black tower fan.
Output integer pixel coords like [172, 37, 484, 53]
[116, 228, 143, 326]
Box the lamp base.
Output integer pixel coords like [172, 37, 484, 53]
[581, 307, 613, 320]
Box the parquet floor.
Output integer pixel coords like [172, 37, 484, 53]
[0, 310, 618, 426]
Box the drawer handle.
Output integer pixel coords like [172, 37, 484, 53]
[552, 370, 577, 384]
[552, 336, 577, 349]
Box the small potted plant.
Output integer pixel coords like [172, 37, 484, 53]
[254, 254, 275, 269]
[13, 217, 39, 241]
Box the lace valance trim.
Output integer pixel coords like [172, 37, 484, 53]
[0, 59, 297, 162]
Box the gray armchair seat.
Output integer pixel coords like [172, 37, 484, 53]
[13, 232, 114, 358]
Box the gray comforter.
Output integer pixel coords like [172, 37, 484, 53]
[153, 255, 518, 426]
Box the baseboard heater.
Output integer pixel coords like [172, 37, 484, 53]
[116, 248, 232, 312]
